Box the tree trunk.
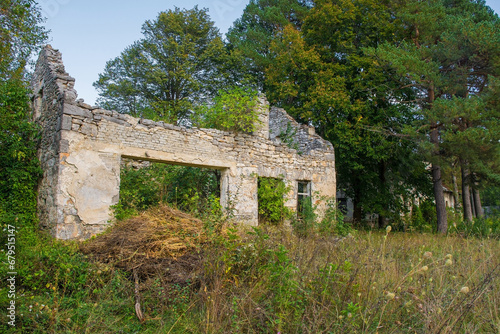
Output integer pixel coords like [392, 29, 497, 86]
[428, 87, 447, 233]
[472, 187, 483, 218]
[452, 172, 460, 212]
[352, 185, 363, 224]
[353, 201, 362, 225]
[461, 162, 473, 222]
[470, 189, 476, 217]
[430, 125, 447, 233]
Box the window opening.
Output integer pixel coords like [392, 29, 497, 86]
[337, 198, 348, 215]
[297, 181, 311, 216]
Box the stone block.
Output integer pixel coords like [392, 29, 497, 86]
[102, 115, 131, 126]
[63, 103, 92, 118]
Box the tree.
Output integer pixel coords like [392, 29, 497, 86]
[94, 7, 235, 124]
[0, 0, 46, 227]
[0, 81, 42, 224]
[227, 0, 312, 89]
[373, 0, 500, 231]
[0, 0, 48, 80]
[254, 0, 431, 226]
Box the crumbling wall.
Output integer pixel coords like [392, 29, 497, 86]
[32, 45, 336, 240]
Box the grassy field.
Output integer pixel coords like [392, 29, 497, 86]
[2, 209, 499, 333]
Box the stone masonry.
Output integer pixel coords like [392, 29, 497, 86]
[31, 45, 336, 240]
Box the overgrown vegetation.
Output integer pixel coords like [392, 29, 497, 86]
[114, 160, 221, 220]
[3, 208, 499, 333]
[257, 177, 292, 225]
[193, 86, 260, 133]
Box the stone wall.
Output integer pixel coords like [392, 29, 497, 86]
[31, 45, 336, 240]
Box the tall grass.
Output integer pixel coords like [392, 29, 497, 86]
[194, 226, 499, 333]
[3, 212, 499, 333]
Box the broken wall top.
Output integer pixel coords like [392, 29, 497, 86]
[31, 45, 333, 156]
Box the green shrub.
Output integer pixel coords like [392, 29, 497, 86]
[257, 177, 292, 225]
[291, 197, 316, 237]
[450, 216, 500, 239]
[193, 86, 259, 133]
[0, 80, 42, 228]
[318, 199, 351, 237]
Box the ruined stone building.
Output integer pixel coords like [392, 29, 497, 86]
[31, 45, 336, 240]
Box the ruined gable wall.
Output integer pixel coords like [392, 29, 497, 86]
[32, 45, 336, 240]
[31, 45, 78, 235]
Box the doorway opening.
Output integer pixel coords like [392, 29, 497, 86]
[116, 158, 222, 220]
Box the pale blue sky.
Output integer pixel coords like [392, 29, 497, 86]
[39, 0, 500, 105]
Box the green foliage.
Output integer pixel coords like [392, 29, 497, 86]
[261, 244, 302, 330]
[319, 200, 351, 237]
[0, 0, 48, 80]
[94, 7, 236, 123]
[227, 0, 311, 87]
[291, 197, 352, 238]
[399, 202, 435, 233]
[291, 196, 316, 237]
[114, 161, 220, 220]
[370, 0, 500, 231]
[257, 177, 292, 225]
[482, 185, 500, 207]
[193, 86, 259, 133]
[234, 0, 432, 228]
[0, 80, 42, 228]
[450, 216, 500, 239]
[0, 223, 142, 333]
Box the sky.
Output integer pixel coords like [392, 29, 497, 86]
[38, 0, 500, 106]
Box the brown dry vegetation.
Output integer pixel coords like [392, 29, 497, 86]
[80, 205, 208, 283]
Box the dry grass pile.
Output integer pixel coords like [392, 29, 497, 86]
[80, 204, 208, 283]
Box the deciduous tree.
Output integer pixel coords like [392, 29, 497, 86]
[94, 7, 235, 123]
[258, 0, 431, 226]
[0, 0, 48, 80]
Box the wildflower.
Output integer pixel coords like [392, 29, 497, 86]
[423, 251, 433, 258]
[347, 312, 353, 318]
[339, 315, 344, 320]
[420, 265, 429, 272]
[445, 259, 453, 266]
[445, 254, 453, 260]
[385, 292, 396, 300]
[460, 286, 469, 294]
[357, 293, 361, 297]
[386, 225, 392, 233]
